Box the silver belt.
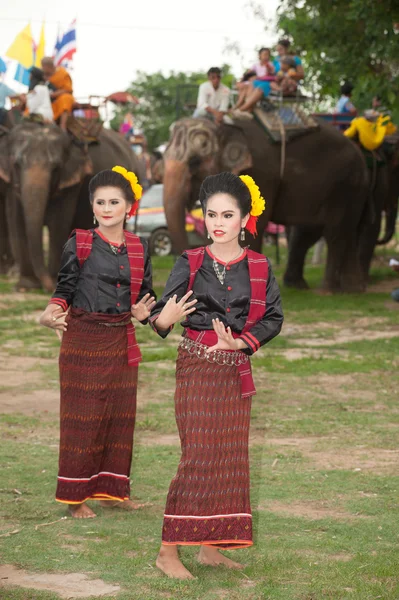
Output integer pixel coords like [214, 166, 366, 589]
[179, 337, 248, 367]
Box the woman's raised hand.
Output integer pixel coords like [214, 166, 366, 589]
[131, 293, 156, 322]
[155, 291, 197, 331]
[206, 318, 246, 353]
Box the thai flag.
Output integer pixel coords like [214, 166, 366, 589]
[54, 20, 76, 67]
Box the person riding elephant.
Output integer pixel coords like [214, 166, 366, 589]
[26, 67, 53, 122]
[41, 57, 74, 131]
[161, 117, 374, 293]
[193, 67, 233, 125]
[0, 78, 25, 128]
[3, 122, 144, 291]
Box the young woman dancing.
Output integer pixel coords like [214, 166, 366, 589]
[150, 172, 284, 578]
[39, 167, 155, 518]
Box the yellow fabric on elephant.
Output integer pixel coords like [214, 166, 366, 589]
[344, 115, 397, 151]
[49, 67, 74, 121]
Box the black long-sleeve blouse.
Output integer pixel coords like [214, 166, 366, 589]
[150, 247, 284, 355]
[50, 230, 155, 315]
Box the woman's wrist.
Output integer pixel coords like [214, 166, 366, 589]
[234, 339, 247, 351]
[153, 316, 170, 332]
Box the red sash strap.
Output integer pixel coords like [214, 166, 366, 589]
[240, 250, 268, 354]
[73, 228, 144, 367]
[73, 228, 93, 267]
[124, 231, 144, 366]
[185, 247, 268, 398]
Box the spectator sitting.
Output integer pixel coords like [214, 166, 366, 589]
[41, 56, 74, 131]
[273, 39, 305, 81]
[26, 67, 53, 122]
[0, 78, 25, 127]
[335, 82, 357, 115]
[234, 48, 275, 110]
[193, 67, 232, 125]
[270, 57, 298, 96]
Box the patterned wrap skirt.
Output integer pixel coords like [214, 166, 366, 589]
[162, 345, 253, 549]
[56, 310, 138, 504]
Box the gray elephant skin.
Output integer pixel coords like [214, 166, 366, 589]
[1, 122, 144, 291]
[162, 117, 398, 292]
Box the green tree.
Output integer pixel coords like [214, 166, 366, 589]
[275, 0, 399, 117]
[110, 66, 235, 151]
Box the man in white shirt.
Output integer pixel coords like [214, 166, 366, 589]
[193, 67, 233, 125]
[26, 67, 53, 122]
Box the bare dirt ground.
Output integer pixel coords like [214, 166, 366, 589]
[263, 500, 366, 521]
[266, 436, 399, 473]
[0, 565, 120, 598]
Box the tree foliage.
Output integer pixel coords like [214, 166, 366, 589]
[276, 0, 399, 116]
[110, 66, 235, 151]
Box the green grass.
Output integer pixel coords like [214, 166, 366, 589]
[0, 250, 399, 599]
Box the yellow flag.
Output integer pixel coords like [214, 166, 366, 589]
[34, 23, 46, 67]
[6, 23, 34, 69]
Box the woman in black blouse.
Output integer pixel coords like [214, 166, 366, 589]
[151, 172, 284, 579]
[39, 168, 155, 519]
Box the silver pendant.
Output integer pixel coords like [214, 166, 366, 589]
[213, 259, 226, 285]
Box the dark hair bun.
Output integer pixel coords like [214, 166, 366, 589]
[199, 172, 251, 216]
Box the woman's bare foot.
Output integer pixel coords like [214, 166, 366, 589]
[68, 503, 96, 519]
[156, 544, 195, 580]
[99, 499, 151, 511]
[197, 546, 244, 569]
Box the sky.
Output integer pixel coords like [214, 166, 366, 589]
[0, 0, 280, 101]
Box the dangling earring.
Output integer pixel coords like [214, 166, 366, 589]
[207, 232, 211, 239]
[240, 227, 245, 242]
[93, 215, 97, 225]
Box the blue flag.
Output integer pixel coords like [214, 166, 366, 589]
[14, 63, 31, 86]
[0, 57, 7, 73]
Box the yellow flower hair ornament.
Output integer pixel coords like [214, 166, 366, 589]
[239, 175, 266, 236]
[112, 165, 143, 217]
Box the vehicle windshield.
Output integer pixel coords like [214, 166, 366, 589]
[140, 186, 163, 209]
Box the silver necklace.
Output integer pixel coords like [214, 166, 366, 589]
[109, 240, 125, 255]
[212, 248, 243, 285]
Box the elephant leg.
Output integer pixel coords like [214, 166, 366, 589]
[323, 228, 364, 293]
[6, 190, 41, 290]
[47, 186, 81, 278]
[0, 190, 14, 274]
[283, 225, 323, 289]
[357, 167, 387, 282]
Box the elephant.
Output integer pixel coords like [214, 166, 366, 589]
[2, 122, 144, 291]
[163, 117, 371, 292]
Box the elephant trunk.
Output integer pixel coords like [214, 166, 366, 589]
[21, 165, 54, 291]
[376, 201, 398, 245]
[163, 159, 191, 255]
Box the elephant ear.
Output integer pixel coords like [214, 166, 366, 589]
[0, 127, 10, 183]
[59, 143, 93, 190]
[217, 124, 253, 174]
